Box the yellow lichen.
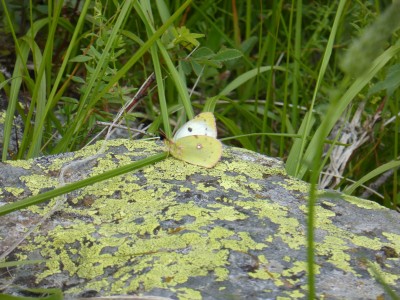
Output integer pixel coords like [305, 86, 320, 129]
[4, 187, 25, 196]
[383, 232, 400, 250]
[4, 139, 399, 298]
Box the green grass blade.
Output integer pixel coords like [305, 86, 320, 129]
[219, 66, 286, 97]
[0, 152, 167, 216]
[53, 0, 193, 153]
[144, 4, 171, 137]
[24, 1, 63, 158]
[28, 1, 91, 157]
[285, 111, 315, 175]
[294, 0, 347, 179]
[0, 288, 63, 300]
[303, 2, 347, 297]
[0, 259, 45, 268]
[16, 39, 45, 158]
[298, 44, 400, 179]
[290, 0, 302, 129]
[52, 0, 133, 153]
[218, 115, 254, 150]
[344, 160, 400, 196]
[2, 44, 30, 161]
[134, 1, 194, 122]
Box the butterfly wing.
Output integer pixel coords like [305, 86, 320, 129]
[168, 135, 222, 168]
[173, 112, 217, 141]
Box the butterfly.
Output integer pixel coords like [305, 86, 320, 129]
[165, 112, 222, 168]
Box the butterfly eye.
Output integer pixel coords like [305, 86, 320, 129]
[188, 127, 193, 133]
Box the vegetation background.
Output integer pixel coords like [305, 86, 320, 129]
[1, 0, 400, 298]
[1, 0, 399, 205]
[2, 0, 399, 208]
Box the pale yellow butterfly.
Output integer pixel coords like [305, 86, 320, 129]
[165, 112, 222, 168]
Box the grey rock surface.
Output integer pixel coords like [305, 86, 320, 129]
[0, 139, 399, 299]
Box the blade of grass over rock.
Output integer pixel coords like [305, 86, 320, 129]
[0, 152, 168, 217]
[368, 262, 400, 300]
[0, 288, 63, 300]
[0, 259, 45, 269]
[304, 2, 347, 297]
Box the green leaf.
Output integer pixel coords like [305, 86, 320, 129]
[191, 61, 204, 76]
[240, 36, 258, 54]
[192, 47, 215, 59]
[173, 26, 204, 50]
[181, 60, 192, 75]
[60, 97, 79, 104]
[213, 49, 243, 62]
[219, 65, 286, 96]
[69, 55, 92, 63]
[70, 76, 86, 84]
[368, 63, 400, 96]
[196, 59, 222, 68]
[0, 76, 19, 90]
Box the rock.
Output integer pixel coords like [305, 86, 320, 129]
[0, 139, 399, 299]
